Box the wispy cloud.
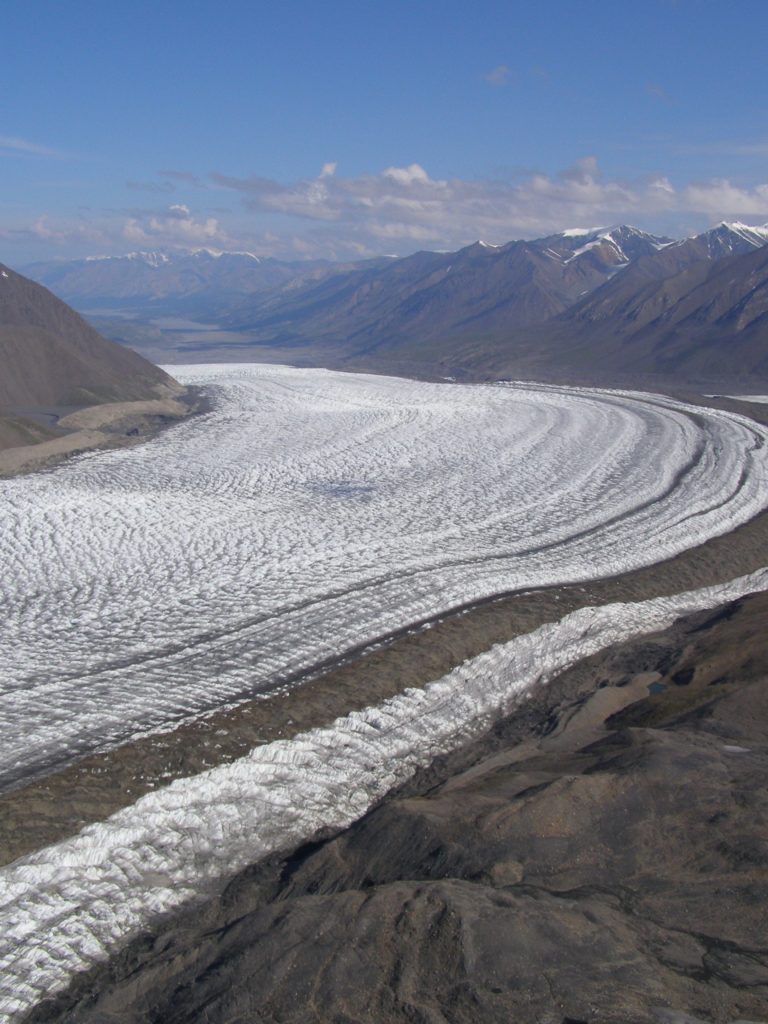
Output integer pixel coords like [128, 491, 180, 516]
[127, 179, 176, 194]
[3, 214, 104, 245]
[483, 64, 510, 86]
[645, 81, 673, 103]
[158, 169, 207, 188]
[122, 203, 232, 247]
[730, 142, 768, 156]
[1, 203, 236, 257]
[0, 134, 65, 158]
[683, 178, 768, 215]
[670, 140, 768, 157]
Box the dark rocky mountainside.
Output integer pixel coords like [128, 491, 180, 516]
[31, 590, 768, 1024]
[445, 243, 768, 386]
[326, 228, 768, 386]
[543, 222, 768, 301]
[569, 239, 768, 347]
[0, 263, 184, 455]
[222, 226, 670, 350]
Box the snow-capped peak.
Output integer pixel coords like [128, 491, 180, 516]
[131, 251, 171, 266]
[84, 248, 262, 266]
[84, 251, 172, 267]
[718, 221, 768, 245]
[687, 222, 768, 258]
[559, 225, 672, 264]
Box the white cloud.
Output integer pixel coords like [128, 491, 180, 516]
[210, 160, 655, 246]
[204, 159, 768, 257]
[30, 216, 59, 240]
[26, 215, 102, 244]
[122, 205, 230, 246]
[382, 163, 432, 186]
[1, 205, 234, 260]
[682, 179, 768, 215]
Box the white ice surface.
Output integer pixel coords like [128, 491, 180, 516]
[1, 366, 768, 788]
[1, 567, 767, 1020]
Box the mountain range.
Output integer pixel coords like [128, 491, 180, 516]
[24, 249, 388, 317]
[446, 242, 768, 386]
[22, 220, 768, 388]
[222, 226, 673, 351]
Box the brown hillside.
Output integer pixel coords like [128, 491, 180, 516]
[0, 262, 180, 411]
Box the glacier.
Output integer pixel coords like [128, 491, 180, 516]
[1, 365, 768, 789]
[1, 567, 767, 1020]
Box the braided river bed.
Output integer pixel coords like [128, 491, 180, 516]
[2, 365, 768, 1018]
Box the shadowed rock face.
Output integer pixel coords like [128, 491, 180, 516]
[30, 592, 768, 1024]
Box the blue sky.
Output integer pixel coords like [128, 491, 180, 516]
[2, 0, 767, 263]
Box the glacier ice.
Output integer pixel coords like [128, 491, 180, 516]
[1, 365, 767, 788]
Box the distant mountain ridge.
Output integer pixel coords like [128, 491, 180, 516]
[24, 249, 390, 317]
[21, 220, 768, 388]
[26, 223, 766, 335]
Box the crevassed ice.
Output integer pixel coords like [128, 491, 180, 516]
[1, 365, 767, 787]
[1, 567, 767, 1020]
